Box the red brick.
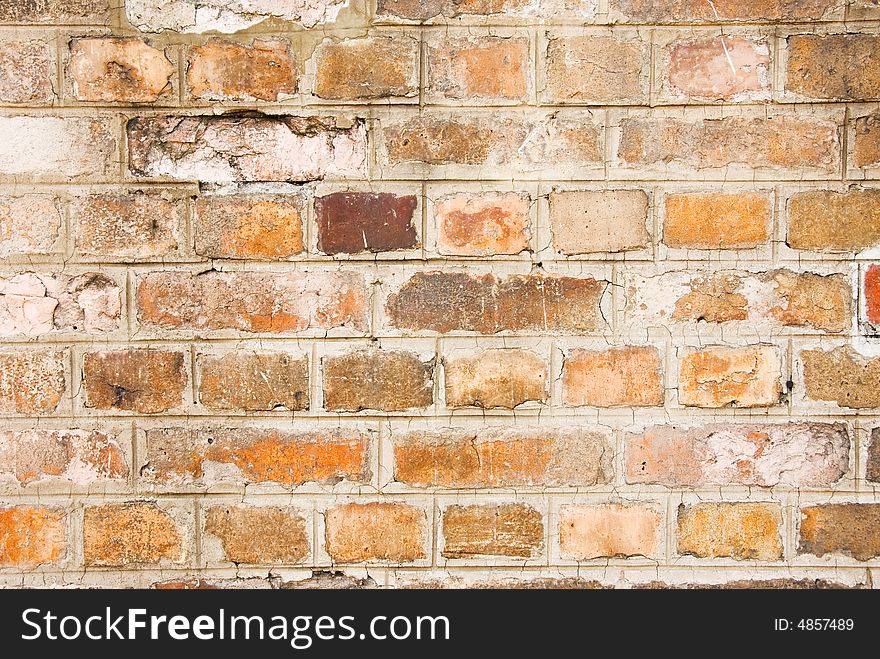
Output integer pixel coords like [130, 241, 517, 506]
[0, 195, 61, 257]
[442, 504, 543, 558]
[0, 0, 111, 23]
[197, 352, 309, 412]
[677, 502, 783, 560]
[866, 264, 880, 325]
[0, 506, 66, 568]
[786, 35, 880, 101]
[187, 38, 296, 101]
[799, 504, 880, 561]
[0, 350, 65, 414]
[322, 349, 433, 412]
[82, 349, 186, 414]
[0, 39, 55, 104]
[435, 192, 530, 256]
[83, 502, 182, 567]
[545, 36, 647, 103]
[444, 349, 547, 409]
[325, 502, 426, 563]
[611, 0, 839, 22]
[428, 36, 529, 101]
[801, 347, 880, 408]
[548, 190, 649, 254]
[68, 37, 174, 103]
[788, 189, 880, 252]
[315, 192, 418, 255]
[679, 345, 782, 408]
[313, 36, 419, 100]
[666, 37, 770, 101]
[562, 346, 663, 407]
[663, 192, 771, 249]
[204, 506, 309, 564]
[559, 504, 661, 560]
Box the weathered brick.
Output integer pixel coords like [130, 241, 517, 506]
[281, 572, 377, 589]
[0, 0, 110, 23]
[83, 502, 182, 567]
[0, 39, 55, 103]
[442, 504, 543, 558]
[142, 427, 370, 487]
[444, 349, 547, 409]
[639, 578, 856, 590]
[198, 351, 309, 411]
[665, 37, 770, 102]
[315, 192, 418, 255]
[428, 36, 529, 101]
[0, 272, 121, 337]
[866, 264, 880, 326]
[626, 422, 850, 487]
[128, 115, 367, 182]
[0, 506, 65, 568]
[137, 271, 368, 333]
[0, 429, 127, 485]
[559, 504, 661, 560]
[545, 36, 646, 103]
[393, 427, 613, 488]
[0, 195, 61, 257]
[322, 349, 433, 412]
[71, 192, 182, 258]
[0, 350, 65, 414]
[68, 37, 173, 103]
[435, 192, 530, 256]
[82, 349, 186, 413]
[765, 270, 851, 333]
[205, 506, 309, 564]
[386, 271, 605, 334]
[194, 192, 305, 260]
[663, 192, 770, 249]
[677, 502, 783, 560]
[679, 345, 782, 408]
[611, 0, 839, 22]
[377, 0, 598, 20]
[403, 576, 610, 589]
[801, 346, 880, 408]
[786, 35, 880, 101]
[788, 189, 880, 252]
[325, 502, 426, 563]
[0, 116, 117, 179]
[867, 427, 880, 482]
[187, 38, 296, 101]
[562, 346, 663, 407]
[313, 36, 419, 100]
[855, 112, 880, 168]
[548, 190, 649, 254]
[799, 504, 880, 561]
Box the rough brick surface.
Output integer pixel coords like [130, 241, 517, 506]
[323, 348, 433, 412]
[545, 36, 646, 104]
[665, 37, 770, 102]
[205, 506, 309, 564]
[434, 192, 530, 256]
[786, 35, 880, 100]
[663, 192, 770, 249]
[429, 36, 529, 101]
[788, 189, 880, 251]
[0, 39, 55, 104]
[197, 351, 309, 411]
[801, 347, 880, 408]
[0, 429, 127, 485]
[869, 428, 880, 482]
[0, 195, 61, 256]
[559, 504, 661, 560]
[855, 111, 880, 168]
[313, 37, 419, 100]
[678, 345, 782, 408]
[677, 502, 783, 560]
[562, 346, 663, 407]
[83, 503, 182, 567]
[799, 504, 880, 560]
[442, 504, 543, 558]
[68, 38, 174, 103]
[315, 192, 418, 254]
[82, 349, 186, 413]
[0, 0, 110, 23]
[187, 38, 296, 101]
[0, 506, 66, 568]
[549, 190, 649, 254]
[444, 349, 547, 409]
[325, 503, 426, 563]
[0, 350, 65, 414]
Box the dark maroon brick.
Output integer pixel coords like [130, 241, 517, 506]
[315, 192, 418, 255]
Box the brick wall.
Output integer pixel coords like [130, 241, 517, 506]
[0, 0, 879, 589]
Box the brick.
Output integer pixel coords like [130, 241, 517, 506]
[83, 503, 182, 567]
[679, 345, 782, 408]
[386, 271, 605, 334]
[545, 36, 646, 103]
[142, 427, 370, 487]
[442, 504, 543, 558]
[325, 502, 426, 563]
[194, 193, 305, 260]
[322, 349, 433, 412]
[639, 579, 856, 590]
[128, 115, 367, 182]
[136, 271, 368, 333]
[428, 36, 529, 101]
[611, 0, 839, 22]
[435, 192, 530, 256]
[562, 346, 663, 407]
[786, 35, 880, 101]
[799, 504, 880, 561]
[0, 272, 121, 337]
[559, 504, 661, 560]
[855, 112, 880, 168]
[801, 346, 880, 408]
[82, 349, 186, 414]
[549, 190, 649, 254]
[0, 0, 110, 23]
[0, 350, 65, 414]
[393, 427, 613, 488]
[867, 427, 880, 482]
[866, 265, 880, 325]
[0, 195, 61, 257]
[665, 37, 770, 101]
[444, 349, 547, 409]
[404, 576, 609, 589]
[154, 577, 274, 590]
[788, 189, 880, 252]
[617, 115, 839, 172]
[0, 39, 55, 103]
[376, 0, 445, 19]
[0, 116, 116, 179]
[313, 36, 418, 100]
[280, 571, 377, 589]
[68, 37, 173, 103]
[197, 352, 309, 412]
[187, 38, 296, 101]
[315, 192, 418, 255]
[626, 422, 850, 487]
[0, 429, 127, 485]
[676, 502, 783, 560]
[0, 506, 65, 568]
[764, 270, 851, 333]
[71, 192, 182, 258]
[663, 192, 770, 249]
[205, 506, 309, 564]
[377, 0, 598, 20]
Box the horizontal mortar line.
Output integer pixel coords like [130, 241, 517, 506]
[4, 178, 875, 186]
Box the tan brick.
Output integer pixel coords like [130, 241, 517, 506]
[0, 506, 66, 568]
[868, 428, 880, 483]
[855, 111, 880, 168]
[0, 195, 61, 257]
[187, 38, 296, 101]
[559, 504, 661, 560]
[562, 346, 663, 407]
[325, 502, 426, 563]
[786, 35, 880, 101]
[442, 504, 543, 558]
[0, 39, 55, 104]
[799, 504, 880, 561]
[435, 192, 530, 256]
[611, 0, 839, 22]
[205, 506, 309, 564]
[549, 190, 649, 254]
[679, 345, 782, 408]
[788, 189, 880, 252]
[126, 0, 348, 31]
[545, 36, 646, 103]
[393, 427, 613, 488]
[197, 352, 309, 412]
[428, 36, 529, 101]
[82, 349, 186, 414]
[665, 37, 770, 101]
[0, 0, 110, 23]
[313, 36, 419, 100]
[801, 346, 880, 408]
[0, 350, 65, 414]
[676, 502, 783, 560]
[663, 192, 771, 249]
[444, 349, 547, 409]
[83, 502, 182, 567]
[765, 270, 850, 333]
[377, 0, 598, 20]
[68, 37, 174, 103]
[322, 349, 433, 412]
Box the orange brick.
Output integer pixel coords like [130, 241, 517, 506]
[435, 192, 530, 256]
[0, 506, 66, 568]
[677, 502, 783, 560]
[83, 349, 186, 414]
[442, 504, 543, 558]
[325, 503, 426, 563]
[665, 37, 770, 101]
[428, 36, 529, 101]
[68, 37, 173, 103]
[313, 36, 419, 100]
[679, 345, 782, 408]
[545, 36, 647, 103]
[0, 350, 65, 414]
[187, 38, 296, 101]
[83, 502, 183, 567]
[563, 346, 663, 407]
[663, 192, 771, 249]
[444, 349, 547, 409]
[559, 504, 661, 560]
[205, 506, 309, 564]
